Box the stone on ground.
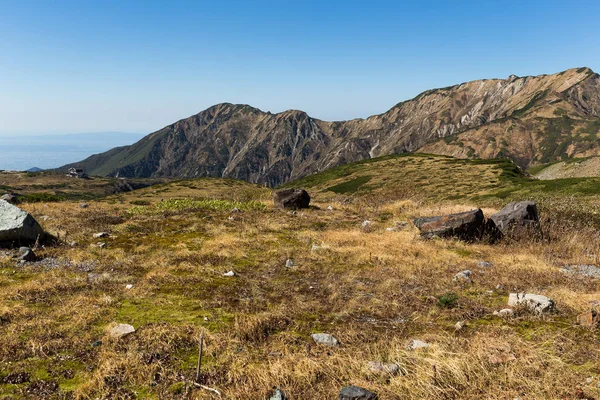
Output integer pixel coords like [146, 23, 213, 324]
[109, 323, 135, 338]
[0, 194, 18, 204]
[93, 232, 109, 238]
[269, 388, 287, 400]
[508, 293, 554, 314]
[560, 264, 600, 278]
[273, 188, 310, 210]
[577, 310, 600, 328]
[366, 361, 400, 376]
[311, 333, 339, 347]
[413, 209, 486, 240]
[339, 385, 378, 400]
[407, 339, 430, 350]
[0, 200, 44, 244]
[453, 270, 472, 283]
[18, 247, 36, 262]
[490, 201, 539, 235]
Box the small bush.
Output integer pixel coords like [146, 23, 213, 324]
[437, 292, 459, 308]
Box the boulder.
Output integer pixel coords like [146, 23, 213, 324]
[489, 201, 539, 235]
[0, 200, 44, 245]
[453, 270, 472, 283]
[0, 194, 18, 204]
[311, 333, 339, 347]
[413, 209, 486, 240]
[273, 189, 310, 210]
[339, 386, 377, 400]
[508, 293, 554, 314]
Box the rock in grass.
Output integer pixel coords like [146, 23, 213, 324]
[18, 247, 36, 262]
[366, 361, 400, 376]
[273, 188, 310, 210]
[413, 209, 486, 241]
[407, 339, 430, 350]
[453, 270, 472, 283]
[223, 270, 236, 277]
[93, 232, 109, 239]
[577, 310, 600, 328]
[508, 293, 554, 314]
[311, 333, 339, 347]
[477, 261, 493, 268]
[109, 323, 135, 338]
[285, 259, 294, 268]
[0, 200, 44, 244]
[339, 385, 378, 400]
[560, 264, 600, 278]
[493, 308, 514, 317]
[269, 388, 287, 400]
[489, 201, 539, 235]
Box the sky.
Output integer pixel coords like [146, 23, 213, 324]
[0, 0, 599, 136]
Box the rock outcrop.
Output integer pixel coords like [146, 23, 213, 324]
[0, 200, 44, 245]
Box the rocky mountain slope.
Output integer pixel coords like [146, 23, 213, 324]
[64, 67, 600, 186]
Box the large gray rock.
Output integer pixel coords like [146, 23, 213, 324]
[273, 188, 310, 210]
[339, 385, 377, 400]
[490, 201, 539, 235]
[414, 209, 486, 240]
[268, 388, 287, 400]
[0, 200, 44, 245]
[508, 293, 554, 314]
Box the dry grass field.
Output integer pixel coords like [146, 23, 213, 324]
[2, 155, 600, 399]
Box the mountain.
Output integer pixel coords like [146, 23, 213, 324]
[63, 67, 600, 186]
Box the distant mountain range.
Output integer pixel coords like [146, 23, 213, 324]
[63, 67, 600, 186]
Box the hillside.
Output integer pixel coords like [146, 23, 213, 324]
[4, 155, 600, 398]
[64, 67, 600, 186]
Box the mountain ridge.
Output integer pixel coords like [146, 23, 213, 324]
[63, 67, 600, 186]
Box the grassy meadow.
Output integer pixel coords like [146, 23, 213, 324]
[1, 154, 600, 399]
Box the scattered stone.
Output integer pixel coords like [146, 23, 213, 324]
[495, 284, 504, 290]
[70, 241, 78, 247]
[0, 200, 45, 244]
[96, 242, 107, 249]
[228, 216, 235, 221]
[125, 284, 133, 290]
[93, 232, 109, 238]
[413, 209, 486, 241]
[455, 321, 466, 331]
[362, 220, 372, 228]
[577, 310, 600, 328]
[0, 194, 18, 204]
[407, 339, 430, 350]
[453, 270, 472, 283]
[508, 293, 555, 314]
[493, 308, 514, 317]
[41, 215, 51, 221]
[91, 340, 102, 347]
[385, 227, 396, 232]
[560, 264, 600, 279]
[273, 188, 310, 210]
[327, 206, 334, 211]
[285, 259, 294, 268]
[231, 207, 241, 213]
[477, 261, 493, 268]
[311, 244, 320, 251]
[223, 271, 236, 277]
[79, 203, 89, 209]
[366, 361, 400, 376]
[269, 388, 287, 400]
[18, 247, 36, 262]
[489, 201, 539, 235]
[311, 333, 339, 347]
[109, 323, 135, 338]
[339, 385, 378, 400]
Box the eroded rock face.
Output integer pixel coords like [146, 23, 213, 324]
[273, 189, 310, 210]
[490, 201, 539, 235]
[414, 209, 486, 240]
[0, 200, 44, 245]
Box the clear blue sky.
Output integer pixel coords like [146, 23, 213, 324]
[0, 0, 598, 135]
